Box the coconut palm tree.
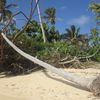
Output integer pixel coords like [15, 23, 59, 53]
[43, 7, 56, 25]
[89, 2, 100, 13]
[65, 25, 80, 44]
[89, 2, 100, 25]
[0, 0, 17, 20]
[43, 7, 60, 42]
[0, 0, 6, 20]
[65, 25, 89, 49]
[90, 28, 99, 46]
[0, 0, 17, 31]
[0, 0, 15, 66]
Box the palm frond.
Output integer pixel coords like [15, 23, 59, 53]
[71, 25, 75, 34]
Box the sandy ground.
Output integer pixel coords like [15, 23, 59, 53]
[0, 68, 100, 100]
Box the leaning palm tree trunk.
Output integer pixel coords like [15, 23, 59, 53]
[36, 0, 46, 43]
[1, 32, 100, 96]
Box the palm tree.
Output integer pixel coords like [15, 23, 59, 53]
[0, 0, 6, 23]
[0, 0, 16, 67]
[0, 0, 17, 31]
[65, 25, 89, 49]
[90, 28, 99, 46]
[43, 7, 56, 25]
[89, 2, 100, 13]
[65, 25, 80, 44]
[43, 7, 59, 42]
[89, 2, 100, 25]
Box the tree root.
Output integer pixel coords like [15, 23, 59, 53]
[59, 56, 82, 68]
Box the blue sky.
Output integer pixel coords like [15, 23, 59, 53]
[8, 0, 96, 34]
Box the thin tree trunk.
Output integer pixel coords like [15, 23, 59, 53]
[2, 32, 100, 96]
[36, 0, 46, 43]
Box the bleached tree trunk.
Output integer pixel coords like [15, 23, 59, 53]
[1, 32, 100, 96]
[36, 0, 46, 43]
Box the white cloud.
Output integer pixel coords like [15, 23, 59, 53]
[56, 18, 64, 22]
[67, 15, 90, 26]
[60, 6, 67, 10]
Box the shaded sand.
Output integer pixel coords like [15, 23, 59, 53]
[0, 68, 100, 100]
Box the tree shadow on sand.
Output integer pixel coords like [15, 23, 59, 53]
[0, 64, 43, 78]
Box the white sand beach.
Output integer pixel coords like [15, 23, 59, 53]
[0, 68, 100, 100]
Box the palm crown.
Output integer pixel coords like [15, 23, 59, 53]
[0, 0, 17, 22]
